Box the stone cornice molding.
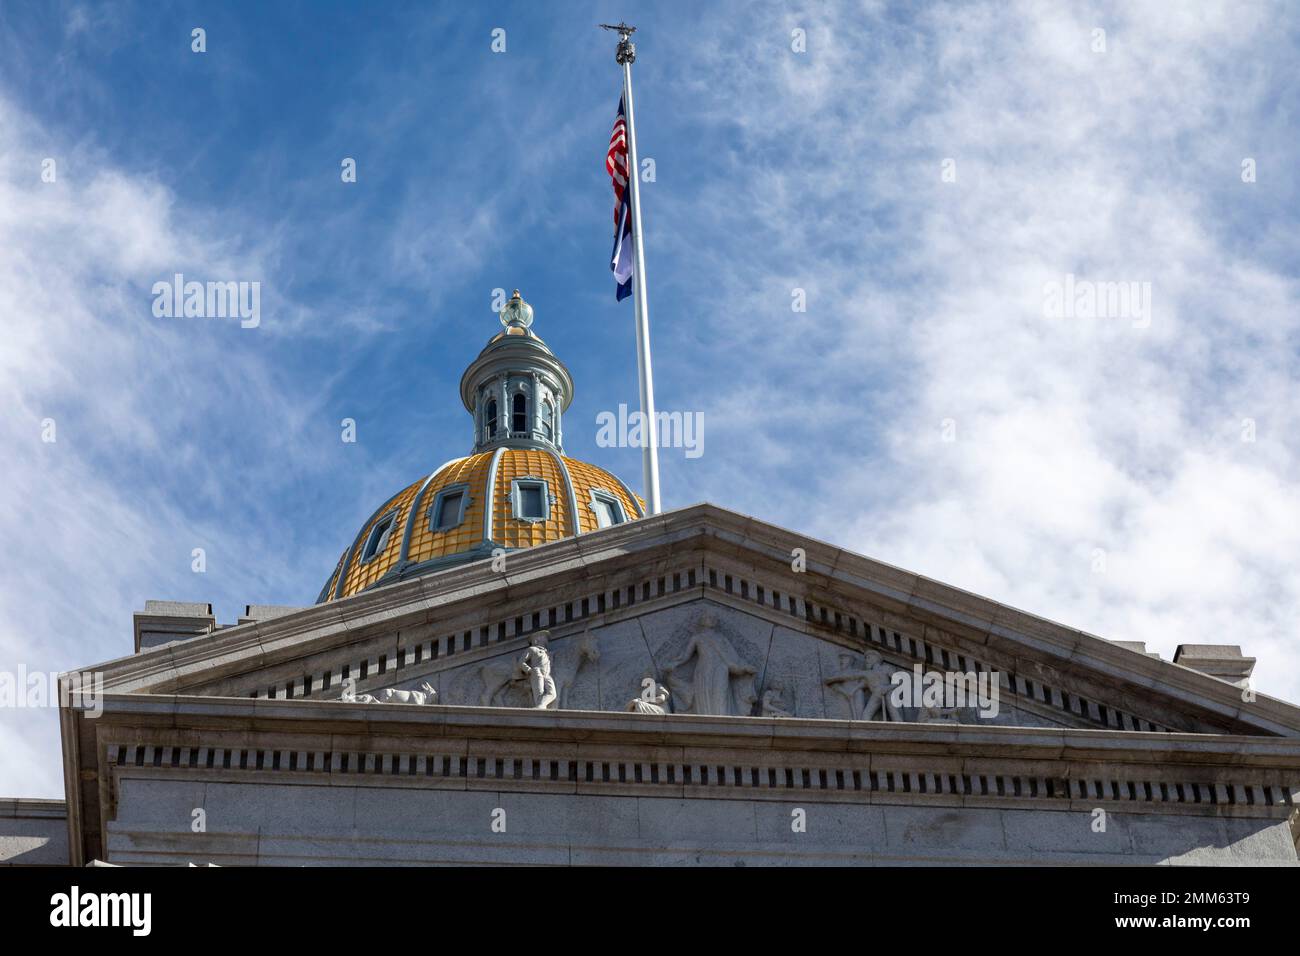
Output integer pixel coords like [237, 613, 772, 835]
[82, 694, 1300, 769]
[62, 504, 1300, 736]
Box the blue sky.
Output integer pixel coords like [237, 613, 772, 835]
[3, 0, 1299, 795]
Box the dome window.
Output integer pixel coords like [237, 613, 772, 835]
[429, 484, 469, 533]
[511, 393, 528, 434]
[590, 490, 626, 529]
[512, 477, 551, 522]
[485, 399, 498, 440]
[360, 510, 398, 563]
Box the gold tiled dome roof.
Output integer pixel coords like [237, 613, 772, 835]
[317, 291, 645, 602]
[318, 449, 644, 601]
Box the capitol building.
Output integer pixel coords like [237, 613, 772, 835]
[4, 292, 1299, 866]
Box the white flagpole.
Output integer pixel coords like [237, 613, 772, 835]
[608, 23, 662, 515]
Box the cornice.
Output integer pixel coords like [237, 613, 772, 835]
[62, 502, 1300, 736]
[79, 693, 1300, 771]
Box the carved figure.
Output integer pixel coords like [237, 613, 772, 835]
[477, 631, 598, 708]
[825, 651, 902, 721]
[519, 631, 557, 709]
[861, 650, 904, 721]
[626, 680, 670, 715]
[760, 685, 793, 718]
[339, 686, 380, 704]
[825, 653, 870, 719]
[340, 680, 437, 705]
[663, 613, 757, 716]
[381, 682, 437, 705]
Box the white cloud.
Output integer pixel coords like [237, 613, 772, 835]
[0, 93, 343, 797]
[658, 1, 1300, 702]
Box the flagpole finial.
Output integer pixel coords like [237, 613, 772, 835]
[598, 22, 637, 64]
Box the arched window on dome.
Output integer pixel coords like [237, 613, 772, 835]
[360, 509, 398, 564]
[485, 398, 498, 440]
[540, 398, 554, 441]
[512, 392, 528, 434]
[429, 483, 470, 532]
[590, 490, 626, 529]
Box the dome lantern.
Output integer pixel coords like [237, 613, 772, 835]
[459, 288, 574, 456]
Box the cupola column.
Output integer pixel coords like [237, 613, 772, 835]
[530, 372, 540, 440]
[500, 377, 510, 438]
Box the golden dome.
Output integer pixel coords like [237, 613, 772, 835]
[319, 449, 644, 601]
[318, 292, 645, 602]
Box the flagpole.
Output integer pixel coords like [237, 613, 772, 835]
[606, 23, 662, 515]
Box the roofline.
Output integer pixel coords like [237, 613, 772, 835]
[62, 502, 1300, 735]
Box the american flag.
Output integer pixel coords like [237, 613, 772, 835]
[607, 95, 633, 302]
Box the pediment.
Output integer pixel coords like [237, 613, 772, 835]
[76, 504, 1300, 738]
[300, 600, 1096, 728]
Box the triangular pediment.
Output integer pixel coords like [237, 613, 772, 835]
[74, 504, 1300, 738]
[262, 599, 1112, 729]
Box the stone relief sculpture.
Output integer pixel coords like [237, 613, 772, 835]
[824, 653, 869, 719]
[551, 631, 599, 709]
[825, 651, 902, 722]
[381, 682, 438, 705]
[478, 651, 523, 705]
[518, 631, 557, 709]
[339, 681, 437, 705]
[339, 687, 380, 704]
[662, 613, 758, 716]
[626, 679, 670, 715]
[919, 703, 961, 723]
[476, 630, 598, 709]
[760, 685, 793, 718]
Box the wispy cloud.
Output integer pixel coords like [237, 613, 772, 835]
[0, 90, 340, 795]
[652, 1, 1300, 702]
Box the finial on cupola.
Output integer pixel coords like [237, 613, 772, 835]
[499, 289, 534, 330]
